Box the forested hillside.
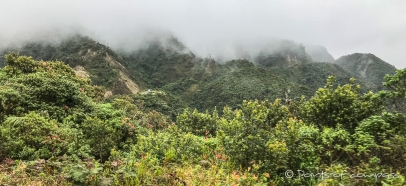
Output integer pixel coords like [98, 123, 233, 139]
[0, 35, 140, 95]
[1, 35, 381, 115]
[1, 53, 406, 185]
[1, 35, 406, 185]
[253, 40, 313, 68]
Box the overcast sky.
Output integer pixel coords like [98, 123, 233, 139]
[1, 0, 406, 68]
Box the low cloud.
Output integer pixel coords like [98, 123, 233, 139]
[1, 0, 406, 68]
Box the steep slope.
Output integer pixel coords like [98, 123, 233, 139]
[0, 35, 140, 95]
[173, 59, 303, 111]
[253, 40, 313, 68]
[271, 62, 374, 93]
[115, 38, 380, 113]
[1, 35, 387, 115]
[305, 45, 335, 63]
[160, 59, 377, 113]
[118, 38, 197, 89]
[335, 53, 397, 88]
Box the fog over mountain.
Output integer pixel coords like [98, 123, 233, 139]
[305, 45, 336, 63]
[1, 0, 406, 68]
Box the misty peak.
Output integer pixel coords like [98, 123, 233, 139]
[335, 53, 397, 87]
[305, 44, 335, 63]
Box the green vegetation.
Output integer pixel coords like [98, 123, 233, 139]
[1, 36, 386, 115]
[1, 36, 405, 185]
[118, 39, 196, 88]
[380, 68, 406, 113]
[254, 40, 312, 68]
[1, 53, 406, 185]
[0, 35, 129, 91]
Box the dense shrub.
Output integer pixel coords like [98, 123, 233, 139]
[217, 99, 289, 169]
[1, 53, 406, 185]
[1, 112, 62, 160]
[131, 127, 214, 164]
[176, 108, 219, 136]
[299, 76, 383, 132]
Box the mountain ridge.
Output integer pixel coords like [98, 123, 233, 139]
[0, 34, 395, 113]
[0, 35, 140, 95]
[335, 53, 397, 89]
[305, 44, 336, 63]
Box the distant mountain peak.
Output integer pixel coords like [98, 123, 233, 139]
[253, 40, 313, 68]
[335, 53, 397, 88]
[304, 44, 335, 63]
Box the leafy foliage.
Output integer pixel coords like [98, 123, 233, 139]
[1, 50, 406, 185]
[380, 68, 406, 112]
[1, 112, 59, 160]
[217, 100, 289, 168]
[176, 108, 219, 136]
[299, 76, 383, 132]
[1, 35, 121, 88]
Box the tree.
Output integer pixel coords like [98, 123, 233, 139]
[0, 86, 28, 122]
[81, 117, 119, 162]
[0, 53, 100, 121]
[0, 112, 58, 160]
[176, 107, 218, 136]
[299, 76, 383, 132]
[4, 53, 42, 75]
[217, 99, 289, 169]
[380, 68, 406, 112]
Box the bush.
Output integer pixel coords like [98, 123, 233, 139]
[217, 99, 289, 169]
[131, 127, 214, 164]
[81, 116, 121, 162]
[176, 108, 219, 136]
[299, 76, 383, 132]
[0, 112, 60, 160]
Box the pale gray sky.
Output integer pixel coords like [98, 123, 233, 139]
[1, 0, 405, 68]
